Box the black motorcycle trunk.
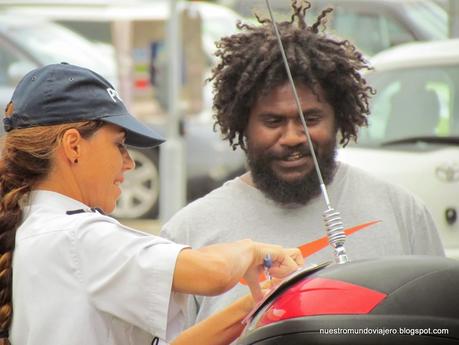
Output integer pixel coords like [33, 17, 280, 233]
[238, 256, 459, 345]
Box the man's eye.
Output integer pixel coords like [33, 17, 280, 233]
[305, 115, 320, 125]
[264, 117, 282, 126]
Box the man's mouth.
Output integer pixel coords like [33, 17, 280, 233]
[283, 152, 306, 161]
[274, 151, 311, 171]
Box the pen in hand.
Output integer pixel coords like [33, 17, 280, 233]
[263, 253, 272, 281]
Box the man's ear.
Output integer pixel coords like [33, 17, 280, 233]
[61, 128, 82, 164]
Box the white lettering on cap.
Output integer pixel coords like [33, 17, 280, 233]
[107, 88, 123, 103]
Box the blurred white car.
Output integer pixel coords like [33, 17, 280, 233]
[0, 0, 245, 109]
[0, 15, 117, 101]
[338, 39, 459, 258]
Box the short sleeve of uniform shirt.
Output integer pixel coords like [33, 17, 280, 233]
[76, 215, 187, 339]
[12, 191, 188, 344]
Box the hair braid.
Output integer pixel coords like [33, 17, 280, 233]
[209, 0, 375, 151]
[0, 120, 103, 342]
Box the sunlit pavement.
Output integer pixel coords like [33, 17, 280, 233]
[120, 218, 162, 235]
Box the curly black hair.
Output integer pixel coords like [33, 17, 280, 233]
[209, 0, 375, 151]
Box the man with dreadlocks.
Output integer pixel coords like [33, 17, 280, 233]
[161, 0, 444, 332]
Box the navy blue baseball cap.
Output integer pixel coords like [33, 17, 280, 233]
[3, 62, 164, 148]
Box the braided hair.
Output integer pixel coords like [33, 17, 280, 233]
[0, 120, 103, 343]
[210, 0, 374, 151]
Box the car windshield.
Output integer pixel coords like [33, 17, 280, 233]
[2, 19, 115, 79]
[401, 1, 448, 40]
[353, 64, 459, 148]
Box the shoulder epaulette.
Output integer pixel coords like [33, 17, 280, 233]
[66, 208, 105, 215]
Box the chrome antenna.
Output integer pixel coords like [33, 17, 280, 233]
[265, 0, 349, 264]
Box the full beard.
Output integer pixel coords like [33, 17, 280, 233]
[247, 141, 337, 206]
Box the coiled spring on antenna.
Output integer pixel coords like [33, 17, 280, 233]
[323, 208, 349, 264]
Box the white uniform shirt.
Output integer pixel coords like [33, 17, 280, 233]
[10, 190, 188, 345]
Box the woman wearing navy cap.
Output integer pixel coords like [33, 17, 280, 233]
[0, 63, 303, 345]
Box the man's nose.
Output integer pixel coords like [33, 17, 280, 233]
[279, 121, 307, 146]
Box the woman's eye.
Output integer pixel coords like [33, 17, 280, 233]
[117, 142, 127, 152]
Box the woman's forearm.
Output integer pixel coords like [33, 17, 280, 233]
[172, 240, 303, 298]
[172, 240, 255, 296]
[171, 294, 254, 345]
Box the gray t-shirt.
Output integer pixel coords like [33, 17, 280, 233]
[161, 163, 444, 326]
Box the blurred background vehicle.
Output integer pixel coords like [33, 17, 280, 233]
[112, 110, 245, 219]
[0, 0, 245, 112]
[0, 3, 247, 220]
[218, 0, 448, 56]
[434, 0, 449, 10]
[0, 15, 117, 102]
[338, 39, 459, 258]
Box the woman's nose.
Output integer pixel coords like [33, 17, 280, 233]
[123, 150, 136, 171]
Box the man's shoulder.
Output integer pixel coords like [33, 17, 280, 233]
[184, 177, 243, 211]
[339, 163, 422, 206]
[161, 177, 247, 240]
[341, 163, 405, 190]
[340, 162, 385, 183]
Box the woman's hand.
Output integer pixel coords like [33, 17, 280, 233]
[243, 243, 303, 301]
[173, 239, 303, 298]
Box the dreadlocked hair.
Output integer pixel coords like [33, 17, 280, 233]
[210, 0, 375, 151]
[0, 120, 103, 343]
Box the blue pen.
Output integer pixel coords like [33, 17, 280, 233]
[263, 253, 272, 281]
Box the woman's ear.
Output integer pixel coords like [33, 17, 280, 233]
[61, 128, 82, 164]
